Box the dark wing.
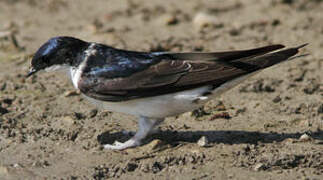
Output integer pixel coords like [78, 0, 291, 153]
[155, 44, 285, 61]
[78, 44, 306, 101]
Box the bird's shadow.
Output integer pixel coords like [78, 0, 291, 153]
[97, 129, 323, 146]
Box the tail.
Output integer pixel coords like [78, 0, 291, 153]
[222, 43, 308, 72]
[208, 44, 308, 95]
[156, 44, 286, 61]
[155, 44, 308, 72]
[248, 43, 308, 68]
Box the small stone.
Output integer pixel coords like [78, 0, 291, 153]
[214, 101, 226, 111]
[283, 138, 297, 144]
[235, 107, 247, 116]
[299, 134, 313, 142]
[64, 90, 80, 97]
[125, 162, 138, 172]
[73, 112, 85, 120]
[191, 107, 209, 118]
[12, 163, 21, 168]
[193, 12, 220, 29]
[145, 139, 164, 151]
[229, 28, 240, 36]
[88, 109, 98, 118]
[272, 19, 281, 26]
[2, 98, 13, 105]
[62, 116, 74, 126]
[210, 112, 231, 120]
[303, 83, 319, 94]
[197, 136, 209, 147]
[0, 107, 9, 115]
[272, 96, 281, 103]
[159, 14, 178, 25]
[254, 163, 266, 171]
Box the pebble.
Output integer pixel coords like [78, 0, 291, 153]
[214, 102, 227, 111]
[193, 12, 219, 29]
[210, 112, 231, 120]
[229, 28, 240, 36]
[73, 112, 85, 120]
[61, 116, 75, 126]
[235, 107, 247, 116]
[125, 162, 138, 172]
[299, 134, 313, 142]
[283, 138, 297, 144]
[64, 90, 80, 97]
[144, 139, 164, 151]
[303, 83, 319, 94]
[197, 136, 209, 147]
[191, 108, 209, 118]
[88, 109, 98, 118]
[254, 163, 266, 171]
[272, 96, 281, 103]
[0, 107, 9, 115]
[159, 14, 178, 25]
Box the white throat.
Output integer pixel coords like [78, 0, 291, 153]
[44, 64, 70, 72]
[70, 60, 87, 89]
[70, 43, 97, 89]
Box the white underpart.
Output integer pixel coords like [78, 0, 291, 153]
[85, 71, 262, 119]
[70, 62, 86, 89]
[85, 85, 212, 119]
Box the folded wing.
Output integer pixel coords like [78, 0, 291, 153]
[78, 44, 306, 101]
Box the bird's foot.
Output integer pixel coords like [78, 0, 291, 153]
[103, 116, 164, 150]
[103, 138, 141, 150]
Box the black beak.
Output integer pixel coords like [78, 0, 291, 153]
[26, 67, 37, 78]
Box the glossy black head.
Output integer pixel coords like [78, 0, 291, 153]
[27, 36, 88, 77]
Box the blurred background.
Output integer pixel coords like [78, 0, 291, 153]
[0, 0, 322, 179]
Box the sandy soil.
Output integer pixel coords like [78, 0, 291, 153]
[0, 0, 322, 179]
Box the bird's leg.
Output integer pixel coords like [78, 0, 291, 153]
[121, 119, 162, 136]
[104, 116, 164, 150]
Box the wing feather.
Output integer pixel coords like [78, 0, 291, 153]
[78, 44, 306, 101]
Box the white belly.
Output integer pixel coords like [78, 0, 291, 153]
[84, 86, 212, 118]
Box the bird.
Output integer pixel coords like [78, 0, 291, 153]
[27, 36, 307, 150]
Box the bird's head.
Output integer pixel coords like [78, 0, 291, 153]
[27, 36, 88, 77]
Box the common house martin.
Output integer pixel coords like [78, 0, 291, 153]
[27, 36, 307, 150]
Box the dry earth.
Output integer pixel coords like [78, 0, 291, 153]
[0, 0, 322, 179]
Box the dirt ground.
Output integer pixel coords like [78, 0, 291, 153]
[0, 0, 322, 179]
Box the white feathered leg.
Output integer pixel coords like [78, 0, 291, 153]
[104, 116, 163, 150]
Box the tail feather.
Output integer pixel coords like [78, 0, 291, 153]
[244, 43, 308, 69]
[157, 44, 285, 61]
